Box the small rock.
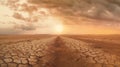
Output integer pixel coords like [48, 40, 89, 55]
[4, 58, 12, 63]
[21, 59, 28, 64]
[14, 59, 21, 63]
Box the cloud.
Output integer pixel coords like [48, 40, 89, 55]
[3, 0, 120, 23]
[28, 0, 120, 22]
[1, 0, 120, 34]
[13, 12, 25, 20]
[20, 4, 38, 13]
[14, 24, 37, 31]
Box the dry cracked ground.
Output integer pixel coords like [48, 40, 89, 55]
[0, 36, 120, 67]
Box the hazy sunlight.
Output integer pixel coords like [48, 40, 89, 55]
[54, 24, 64, 34]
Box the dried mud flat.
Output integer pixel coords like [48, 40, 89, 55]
[0, 35, 120, 67]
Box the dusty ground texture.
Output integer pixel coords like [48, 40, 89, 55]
[0, 35, 120, 67]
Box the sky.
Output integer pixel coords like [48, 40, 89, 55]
[0, 0, 120, 34]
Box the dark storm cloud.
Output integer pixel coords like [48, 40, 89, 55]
[28, 0, 120, 22]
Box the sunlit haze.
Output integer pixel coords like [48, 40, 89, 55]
[54, 24, 64, 34]
[0, 0, 120, 34]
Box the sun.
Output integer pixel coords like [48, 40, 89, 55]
[54, 24, 64, 34]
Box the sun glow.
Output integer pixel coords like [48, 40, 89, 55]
[43, 15, 64, 34]
[54, 24, 64, 34]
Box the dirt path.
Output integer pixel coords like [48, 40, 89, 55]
[51, 36, 77, 67]
[44, 37, 87, 67]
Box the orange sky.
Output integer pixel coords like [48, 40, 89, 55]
[0, 0, 120, 34]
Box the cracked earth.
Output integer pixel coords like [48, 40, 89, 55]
[0, 36, 120, 67]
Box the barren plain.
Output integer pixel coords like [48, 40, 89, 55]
[0, 35, 120, 67]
